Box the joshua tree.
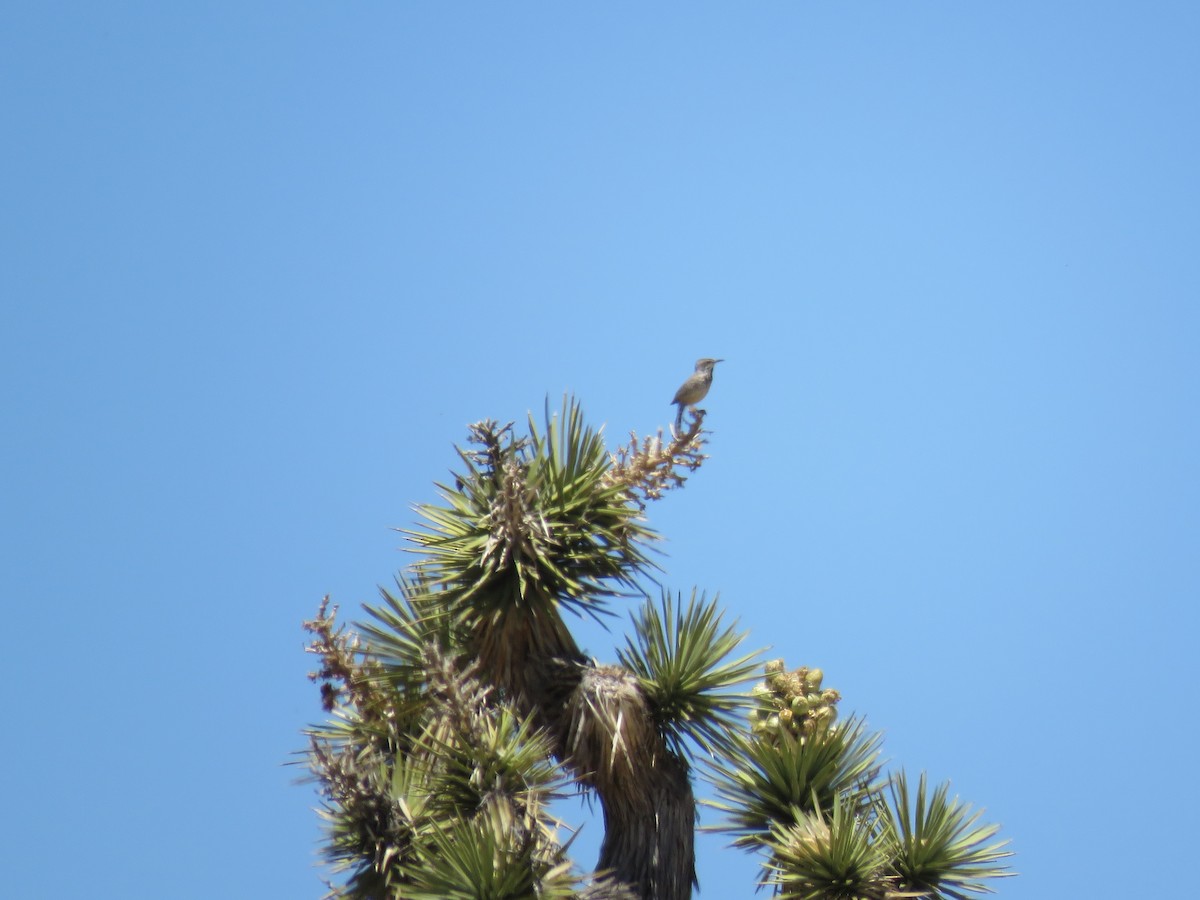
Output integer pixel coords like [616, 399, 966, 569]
[302, 397, 1012, 900]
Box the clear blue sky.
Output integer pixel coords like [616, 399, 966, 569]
[3, 3, 1197, 897]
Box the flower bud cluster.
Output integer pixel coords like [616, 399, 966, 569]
[750, 659, 841, 743]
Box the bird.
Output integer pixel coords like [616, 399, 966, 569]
[671, 358, 723, 431]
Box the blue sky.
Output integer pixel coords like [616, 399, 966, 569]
[3, 3, 1197, 897]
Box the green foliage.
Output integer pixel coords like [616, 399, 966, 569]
[706, 716, 884, 849]
[618, 590, 762, 759]
[303, 397, 1015, 900]
[303, 600, 577, 899]
[705, 661, 1013, 898]
[765, 798, 893, 900]
[402, 398, 657, 631]
[402, 808, 578, 900]
[881, 772, 1014, 900]
[359, 577, 464, 693]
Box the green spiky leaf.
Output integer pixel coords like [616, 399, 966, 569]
[764, 796, 895, 900]
[618, 590, 762, 759]
[705, 718, 884, 849]
[880, 771, 1014, 900]
[400, 398, 658, 631]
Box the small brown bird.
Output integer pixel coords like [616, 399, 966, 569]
[671, 358, 723, 430]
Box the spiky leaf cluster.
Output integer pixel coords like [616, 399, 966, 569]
[618, 590, 762, 759]
[880, 772, 1014, 900]
[706, 715, 884, 850]
[765, 798, 895, 900]
[404, 398, 657, 632]
[358, 576, 468, 695]
[302, 600, 579, 900]
[706, 660, 1013, 899]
